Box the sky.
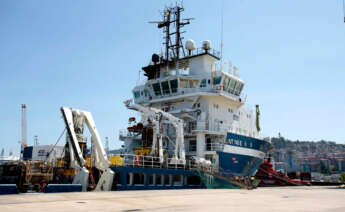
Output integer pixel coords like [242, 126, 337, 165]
[0, 0, 344, 156]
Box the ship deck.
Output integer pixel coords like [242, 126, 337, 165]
[0, 186, 344, 212]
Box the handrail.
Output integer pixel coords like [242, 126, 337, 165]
[111, 154, 198, 170]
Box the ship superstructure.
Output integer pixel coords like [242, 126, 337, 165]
[115, 4, 271, 189]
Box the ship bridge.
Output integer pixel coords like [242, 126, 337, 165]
[133, 50, 245, 108]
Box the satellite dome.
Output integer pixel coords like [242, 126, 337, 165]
[202, 40, 211, 50]
[185, 39, 196, 51]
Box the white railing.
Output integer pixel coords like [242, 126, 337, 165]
[195, 121, 229, 134]
[196, 121, 207, 131]
[187, 48, 221, 58]
[112, 154, 198, 170]
[206, 142, 224, 151]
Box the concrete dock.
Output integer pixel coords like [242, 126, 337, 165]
[0, 187, 344, 212]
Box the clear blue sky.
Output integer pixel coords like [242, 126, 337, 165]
[1, 0, 344, 155]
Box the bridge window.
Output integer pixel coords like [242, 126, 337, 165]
[222, 77, 230, 90]
[228, 79, 237, 94]
[200, 79, 207, 88]
[180, 79, 199, 89]
[170, 79, 178, 93]
[180, 79, 188, 88]
[152, 83, 161, 96]
[134, 91, 140, 98]
[213, 76, 221, 85]
[144, 89, 150, 97]
[234, 82, 244, 96]
[161, 81, 170, 95]
[190, 80, 199, 88]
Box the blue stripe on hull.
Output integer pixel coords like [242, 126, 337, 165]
[217, 151, 263, 176]
[226, 132, 272, 152]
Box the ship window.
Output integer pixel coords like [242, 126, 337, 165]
[164, 174, 171, 186]
[229, 80, 237, 94]
[133, 173, 145, 185]
[149, 174, 155, 185]
[152, 83, 162, 96]
[189, 140, 196, 152]
[233, 114, 239, 121]
[126, 173, 133, 185]
[200, 79, 205, 87]
[180, 79, 188, 88]
[173, 175, 183, 185]
[208, 79, 211, 84]
[187, 176, 201, 185]
[156, 174, 163, 185]
[144, 89, 150, 97]
[190, 80, 199, 88]
[206, 138, 212, 151]
[213, 76, 222, 85]
[170, 79, 178, 93]
[161, 81, 170, 95]
[134, 91, 140, 98]
[222, 77, 230, 90]
[234, 82, 243, 96]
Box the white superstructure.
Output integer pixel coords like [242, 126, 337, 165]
[119, 5, 271, 177]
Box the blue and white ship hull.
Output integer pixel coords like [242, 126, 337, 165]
[217, 132, 272, 176]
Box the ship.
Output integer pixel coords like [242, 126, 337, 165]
[110, 4, 272, 190]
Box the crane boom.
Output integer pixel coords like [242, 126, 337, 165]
[124, 99, 185, 165]
[61, 107, 114, 191]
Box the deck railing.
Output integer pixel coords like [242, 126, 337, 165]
[206, 142, 224, 151]
[111, 154, 198, 171]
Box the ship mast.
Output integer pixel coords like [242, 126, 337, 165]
[150, 4, 192, 62]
